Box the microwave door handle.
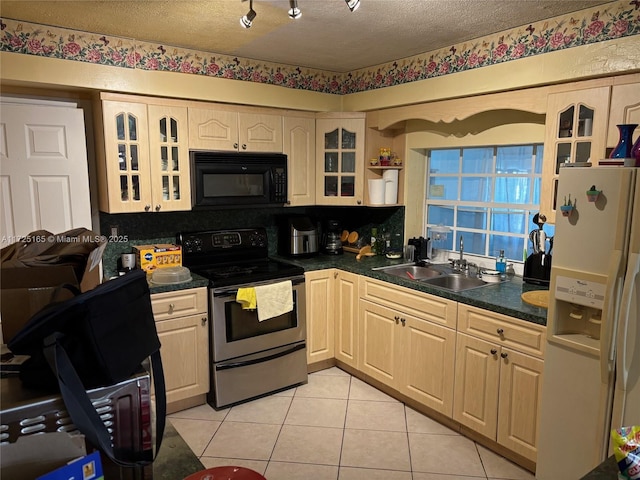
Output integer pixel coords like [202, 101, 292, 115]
[215, 343, 306, 371]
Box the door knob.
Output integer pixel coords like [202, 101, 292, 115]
[490, 348, 498, 355]
[501, 352, 508, 359]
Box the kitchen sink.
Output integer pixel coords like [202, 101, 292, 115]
[374, 264, 444, 280]
[420, 274, 488, 292]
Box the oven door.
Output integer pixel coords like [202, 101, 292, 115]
[211, 276, 306, 362]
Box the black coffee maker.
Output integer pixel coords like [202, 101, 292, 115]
[524, 213, 552, 286]
[322, 219, 343, 255]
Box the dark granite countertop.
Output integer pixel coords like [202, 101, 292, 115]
[273, 252, 549, 326]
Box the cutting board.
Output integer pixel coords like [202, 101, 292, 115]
[521, 290, 549, 309]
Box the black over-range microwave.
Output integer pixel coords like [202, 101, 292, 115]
[191, 151, 288, 208]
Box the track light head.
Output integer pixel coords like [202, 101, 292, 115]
[345, 0, 360, 12]
[288, 0, 302, 19]
[240, 0, 256, 28]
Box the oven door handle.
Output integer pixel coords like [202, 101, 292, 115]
[213, 276, 305, 298]
[215, 343, 305, 371]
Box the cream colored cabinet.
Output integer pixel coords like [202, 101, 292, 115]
[359, 277, 457, 416]
[305, 269, 335, 364]
[151, 287, 209, 410]
[453, 304, 546, 463]
[189, 107, 283, 152]
[540, 87, 610, 223]
[607, 81, 640, 150]
[283, 115, 316, 206]
[96, 96, 190, 213]
[334, 270, 359, 368]
[315, 113, 365, 206]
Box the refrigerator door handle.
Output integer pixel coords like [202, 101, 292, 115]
[617, 252, 640, 391]
[601, 249, 624, 384]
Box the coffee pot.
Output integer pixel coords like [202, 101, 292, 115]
[323, 219, 343, 255]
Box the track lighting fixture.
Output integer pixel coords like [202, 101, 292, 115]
[345, 0, 360, 12]
[240, 0, 256, 28]
[288, 0, 302, 19]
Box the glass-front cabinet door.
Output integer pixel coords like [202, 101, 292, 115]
[148, 105, 191, 211]
[540, 87, 610, 223]
[100, 101, 151, 213]
[316, 116, 364, 205]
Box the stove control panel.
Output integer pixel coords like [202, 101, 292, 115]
[178, 228, 268, 254]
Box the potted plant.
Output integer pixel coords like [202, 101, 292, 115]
[586, 185, 600, 202]
[560, 194, 575, 217]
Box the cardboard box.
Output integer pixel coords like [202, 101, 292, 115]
[37, 450, 104, 480]
[0, 266, 79, 344]
[133, 244, 182, 273]
[0, 432, 88, 480]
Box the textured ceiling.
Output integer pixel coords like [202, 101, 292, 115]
[1, 0, 615, 72]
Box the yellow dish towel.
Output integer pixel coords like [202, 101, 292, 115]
[254, 280, 293, 322]
[236, 287, 257, 310]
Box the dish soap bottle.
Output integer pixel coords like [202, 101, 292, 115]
[496, 250, 506, 273]
[371, 228, 378, 254]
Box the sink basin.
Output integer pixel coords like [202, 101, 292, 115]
[421, 274, 488, 292]
[376, 265, 444, 280]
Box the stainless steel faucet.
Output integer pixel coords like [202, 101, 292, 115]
[459, 235, 464, 261]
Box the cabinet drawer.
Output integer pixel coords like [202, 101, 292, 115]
[360, 277, 457, 329]
[457, 304, 546, 358]
[151, 287, 207, 320]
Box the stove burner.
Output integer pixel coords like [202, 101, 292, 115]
[209, 265, 257, 278]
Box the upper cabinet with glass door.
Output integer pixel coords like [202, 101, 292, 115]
[540, 87, 610, 223]
[315, 114, 365, 206]
[96, 95, 191, 213]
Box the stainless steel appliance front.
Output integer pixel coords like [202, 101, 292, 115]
[209, 275, 307, 409]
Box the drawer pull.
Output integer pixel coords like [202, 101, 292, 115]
[394, 315, 400, 324]
[400, 318, 406, 326]
[501, 352, 509, 359]
[168, 303, 175, 314]
[497, 328, 504, 335]
[201, 316, 208, 326]
[490, 348, 498, 355]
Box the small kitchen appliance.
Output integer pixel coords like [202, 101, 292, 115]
[408, 236, 432, 263]
[177, 228, 307, 410]
[322, 219, 343, 255]
[523, 213, 552, 285]
[279, 216, 319, 257]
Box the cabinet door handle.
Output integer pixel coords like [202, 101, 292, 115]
[357, 200, 362, 205]
[501, 352, 508, 359]
[201, 316, 208, 326]
[145, 204, 151, 212]
[155, 204, 161, 211]
[497, 328, 504, 335]
[490, 348, 498, 355]
[394, 315, 400, 324]
[242, 144, 247, 150]
[234, 143, 239, 149]
[168, 303, 175, 314]
[400, 318, 406, 326]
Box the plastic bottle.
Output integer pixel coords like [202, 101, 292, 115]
[496, 250, 507, 273]
[371, 228, 378, 254]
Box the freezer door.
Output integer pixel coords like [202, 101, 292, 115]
[611, 172, 640, 440]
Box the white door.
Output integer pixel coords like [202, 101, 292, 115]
[0, 102, 91, 247]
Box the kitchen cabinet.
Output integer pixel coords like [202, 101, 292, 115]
[453, 304, 545, 463]
[283, 115, 316, 206]
[539, 86, 610, 223]
[315, 113, 365, 205]
[151, 287, 209, 412]
[607, 80, 640, 150]
[364, 125, 406, 207]
[359, 277, 457, 416]
[305, 269, 335, 364]
[188, 107, 283, 153]
[96, 94, 190, 213]
[334, 270, 359, 368]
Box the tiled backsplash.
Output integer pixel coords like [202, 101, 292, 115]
[100, 205, 405, 272]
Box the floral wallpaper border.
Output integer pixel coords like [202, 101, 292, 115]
[1, 0, 639, 95]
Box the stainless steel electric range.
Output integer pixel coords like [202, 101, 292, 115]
[176, 228, 307, 410]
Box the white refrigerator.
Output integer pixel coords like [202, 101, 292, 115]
[536, 166, 640, 479]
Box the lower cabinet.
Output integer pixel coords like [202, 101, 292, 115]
[453, 305, 545, 463]
[334, 270, 359, 368]
[359, 278, 457, 417]
[305, 269, 336, 363]
[151, 287, 209, 408]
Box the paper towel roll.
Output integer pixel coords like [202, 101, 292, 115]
[383, 169, 398, 204]
[368, 179, 385, 205]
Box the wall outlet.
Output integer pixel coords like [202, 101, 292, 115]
[110, 225, 119, 237]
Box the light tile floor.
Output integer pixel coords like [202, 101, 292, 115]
[168, 367, 536, 480]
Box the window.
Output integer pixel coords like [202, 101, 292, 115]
[425, 144, 553, 262]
